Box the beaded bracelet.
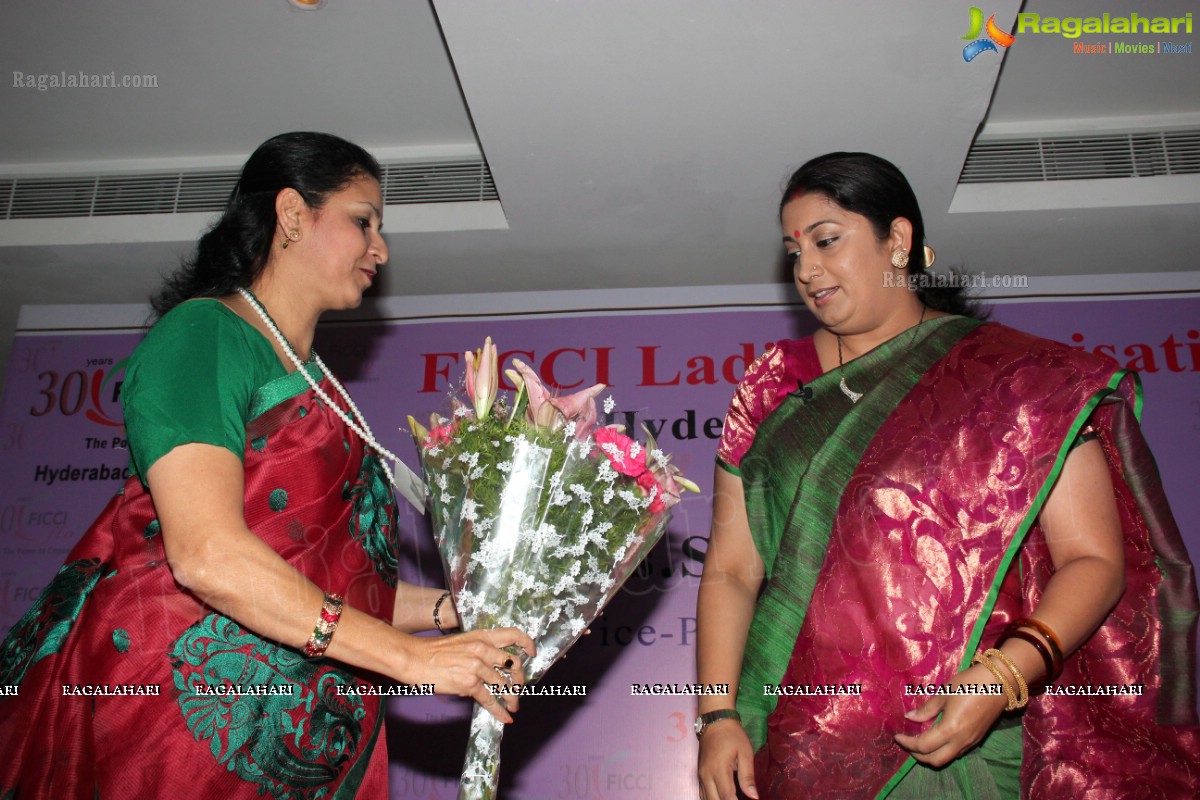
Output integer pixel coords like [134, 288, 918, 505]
[433, 590, 452, 635]
[972, 652, 1018, 711]
[303, 592, 344, 658]
[999, 629, 1058, 684]
[1007, 617, 1064, 681]
[984, 648, 1029, 710]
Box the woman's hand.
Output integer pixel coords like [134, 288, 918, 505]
[402, 627, 536, 723]
[698, 720, 759, 800]
[892, 662, 1009, 767]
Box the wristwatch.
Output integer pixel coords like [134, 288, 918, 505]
[694, 709, 740, 739]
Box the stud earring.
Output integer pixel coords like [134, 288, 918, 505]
[923, 246, 936, 268]
[281, 229, 300, 249]
[891, 250, 909, 269]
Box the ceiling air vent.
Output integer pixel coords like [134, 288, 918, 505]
[382, 159, 498, 204]
[960, 129, 1200, 184]
[1, 158, 497, 220]
[0, 178, 13, 219]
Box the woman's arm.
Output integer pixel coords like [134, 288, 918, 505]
[895, 438, 1126, 766]
[150, 442, 534, 721]
[696, 467, 764, 800]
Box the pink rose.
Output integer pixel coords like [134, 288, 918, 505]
[636, 470, 667, 514]
[594, 426, 648, 478]
[426, 424, 455, 447]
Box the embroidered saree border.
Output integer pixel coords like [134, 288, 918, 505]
[332, 706, 385, 800]
[0, 559, 111, 688]
[736, 315, 982, 749]
[1107, 376, 1198, 724]
[249, 362, 326, 420]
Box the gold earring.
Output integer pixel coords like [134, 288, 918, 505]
[281, 229, 299, 249]
[923, 246, 936, 268]
[891, 250, 909, 269]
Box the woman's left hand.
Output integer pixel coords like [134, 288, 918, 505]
[892, 663, 1009, 768]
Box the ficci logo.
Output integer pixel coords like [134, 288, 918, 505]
[962, 7, 1015, 62]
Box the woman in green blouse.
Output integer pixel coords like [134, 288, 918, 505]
[0, 132, 534, 799]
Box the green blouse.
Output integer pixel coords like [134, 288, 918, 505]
[121, 299, 285, 481]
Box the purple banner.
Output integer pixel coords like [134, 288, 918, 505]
[1, 291, 1197, 799]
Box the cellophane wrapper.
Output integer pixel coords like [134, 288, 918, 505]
[419, 413, 671, 800]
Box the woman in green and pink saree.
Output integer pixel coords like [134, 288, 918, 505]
[695, 152, 1199, 799]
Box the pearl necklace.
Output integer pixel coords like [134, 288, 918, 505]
[236, 287, 400, 487]
[836, 305, 927, 404]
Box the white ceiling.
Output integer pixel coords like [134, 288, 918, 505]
[1, 0, 1198, 383]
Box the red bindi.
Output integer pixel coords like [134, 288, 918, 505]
[793, 230, 801, 239]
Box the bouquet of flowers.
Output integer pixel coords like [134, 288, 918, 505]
[408, 338, 696, 800]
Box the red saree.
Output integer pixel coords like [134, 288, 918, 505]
[726, 317, 1200, 798]
[0, 365, 399, 799]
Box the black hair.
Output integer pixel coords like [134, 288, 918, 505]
[780, 152, 985, 319]
[150, 131, 382, 319]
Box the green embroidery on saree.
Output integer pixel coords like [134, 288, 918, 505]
[113, 628, 131, 653]
[0, 558, 108, 686]
[169, 613, 368, 799]
[144, 519, 161, 539]
[347, 453, 399, 588]
[252, 435, 268, 452]
[269, 488, 289, 512]
[249, 363, 323, 421]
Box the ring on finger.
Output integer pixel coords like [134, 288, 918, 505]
[493, 665, 513, 684]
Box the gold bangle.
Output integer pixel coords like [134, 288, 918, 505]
[972, 652, 1017, 711]
[984, 648, 1029, 710]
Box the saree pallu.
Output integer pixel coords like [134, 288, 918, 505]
[737, 317, 1200, 798]
[0, 365, 400, 799]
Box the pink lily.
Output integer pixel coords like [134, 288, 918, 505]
[464, 337, 499, 421]
[510, 358, 606, 439]
[550, 382, 606, 439]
